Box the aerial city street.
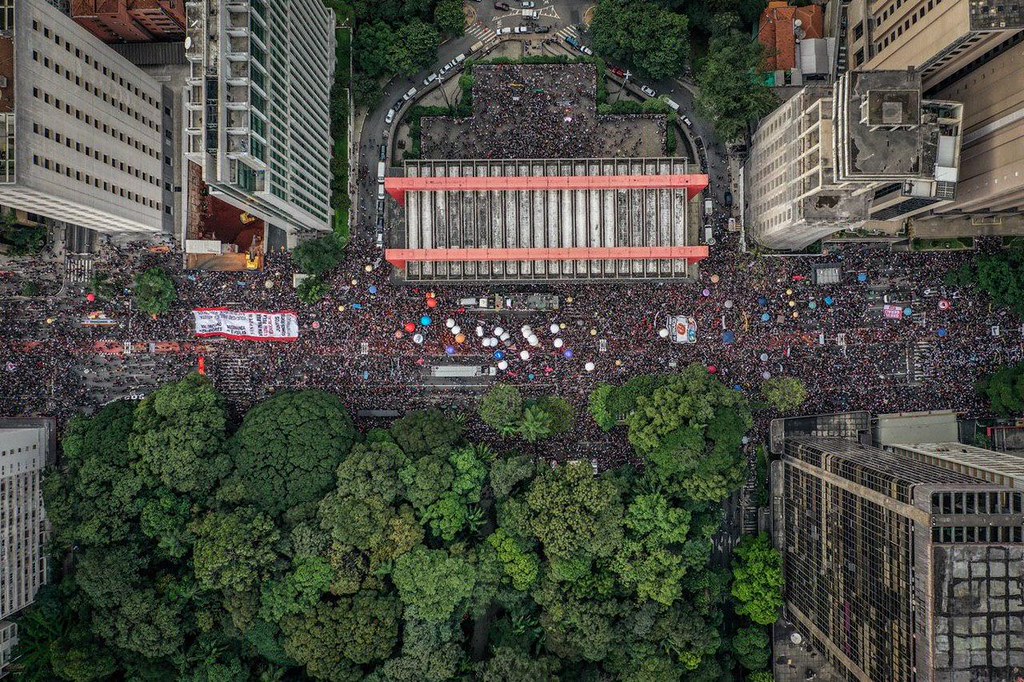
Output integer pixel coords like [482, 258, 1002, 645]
[1, 0, 1023, 680]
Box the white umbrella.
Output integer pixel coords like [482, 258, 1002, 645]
[451, 325, 461, 336]
[527, 334, 539, 346]
[658, 328, 669, 338]
[413, 334, 424, 344]
[521, 325, 533, 336]
[497, 360, 508, 370]
[494, 327, 505, 337]
[475, 326, 484, 337]
[553, 338, 564, 348]
[520, 350, 530, 361]
[549, 323, 560, 335]
[500, 332, 511, 342]
[725, 300, 734, 309]
[584, 362, 595, 372]
[445, 318, 455, 328]
[759, 353, 768, 362]
[762, 371, 771, 380]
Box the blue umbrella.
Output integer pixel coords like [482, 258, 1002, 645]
[857, 273, 868, 283]
[937, 328, 948, 337]
[808, 301, 817, 310]
[362, 371, 369, 380]
[494, 351, 505, 360]
[352, 303, 363, 310]
[722, 330, 736, 344]
[824, 296, 834, 306]
[564, 349, 574, 359]
[761, 313, 771, 322]
[420, 316, 432, 326]
[733, 385, 744, 392]
[757, 297, 768, 307]
[445, 346, 456, 355]
[903, 307, 913, 316]
[528, 374, 535, 381]
[368, 285, 378, 295]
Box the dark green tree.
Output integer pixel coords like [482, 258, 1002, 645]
[392, 546, 476, 623]
[591, 0, 691, 80]
[229, 390, 355, 519]
[732, 625, 771, 670]
[696, 30, 777, 142]
[979, 363, 1024, 415]
[133, 267, 177, 316]
[433, 0, 465, 38]
[479, 385, 525, 435]
[761, 376, 808, 413]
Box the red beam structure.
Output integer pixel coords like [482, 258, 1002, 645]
[384, 173, 710, 205]
[386, 246, 710, 271]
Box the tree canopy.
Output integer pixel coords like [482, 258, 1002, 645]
[696, 29, 777, 142]
[591, 0, 691, 80]
[132, 267, 177, 316]
[761, 376, 808, 413]
[732, 533, 785, 625]
[25, 366, 769, 680]
[979, 363, 1024, 416]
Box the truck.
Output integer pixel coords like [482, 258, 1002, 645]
[377, 161, 386, 180]
[704, 198, 713, 216]
[457, 294, 560, 312]
[663, 97, 680, 112]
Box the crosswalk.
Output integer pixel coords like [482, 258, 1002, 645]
[64, 256, 93, 284]
[466, 23, 497, 42]
[910, 342, 936, 384]
[554, 25, 580, 41]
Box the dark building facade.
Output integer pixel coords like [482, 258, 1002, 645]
[778, 435, 1024, 681]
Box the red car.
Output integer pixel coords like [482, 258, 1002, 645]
[610, 66, 626, 78]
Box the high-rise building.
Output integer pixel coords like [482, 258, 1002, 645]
[843, 0, 1024, 220]
[72, 1, 187, 43]
[0, 423, 51, 674]
[0, 0, 172, 237]
[744, 69, 963, 250]
[774, 426, 1024, 680]
[183, 0, 336, 251]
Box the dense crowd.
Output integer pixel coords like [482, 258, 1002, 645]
[1, 219, 1018, 469]
[421, 63, 666, 159]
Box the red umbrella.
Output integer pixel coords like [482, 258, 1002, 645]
[404, 322, 416, 333]
[86, 293, 96, 302]
[707, 365, 717, 374]
[426, 298, 438, 309]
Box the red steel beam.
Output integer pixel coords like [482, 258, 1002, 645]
[384, 173, 709, 205]
[386, 246, 709, 270]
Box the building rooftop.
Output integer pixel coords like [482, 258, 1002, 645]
[840, 70, 937, 178]
[758, 1, 824, 72]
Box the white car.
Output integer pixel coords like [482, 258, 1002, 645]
[514, 25, 530, 33]
[580, 45, 593, 56]
[402, 87, 418, 101]
[640, 85, 656, 98]
[497, 26, 512, 35]
[521, 0, 535, 6]
[423, 72, 438, 86]
[385, 109, 395, 124]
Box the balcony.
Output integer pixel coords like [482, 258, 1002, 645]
[226, 35, 249, 61]
[225, 85, 249, 110]
[226, 110, 249, 135]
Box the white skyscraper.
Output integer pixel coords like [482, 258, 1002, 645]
[0, 423, 51, 673]
[0, 0, 172, 237]
[184, 0, 336, 247]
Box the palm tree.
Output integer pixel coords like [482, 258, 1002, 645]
[86, 272, 115, 300]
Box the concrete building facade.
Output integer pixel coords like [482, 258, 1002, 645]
[72, 0, 186, 43]
[842, 0, 1024, 220]
[0, 0, 170, 237]
[184, 0, 336, 249]
[745, 69, 963, 250]
[775, 433, 1024, 680]
[0, 424, 51, 674]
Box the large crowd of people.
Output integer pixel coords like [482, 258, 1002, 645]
[421, 64, 666, 159]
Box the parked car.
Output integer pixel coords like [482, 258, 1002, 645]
[610, 66, 626, 78]
[423, 72, 438, 86]
[640, 85, 656, 98]
[378, 145, 387, 161]
[564, 35, 580, 48]
[579, 45, 593, 55]
[514, 25, 530, 33]
[455, 53, 466, 64]
[497, 27, 512, 35]
[521, 0, 535, 6]
[723, 190, 733, 208]
[664, 97, 680, 111]
[402, 87, 417, 101]
[377, 182, 385, 200]
[681, 115, 692, 128]
[533, 25, 550, 33]
[385, 108, 395, 124]
[522, 9, 539, 19]
[376, 199, 385, 214]
[493, 1, 510, 9]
